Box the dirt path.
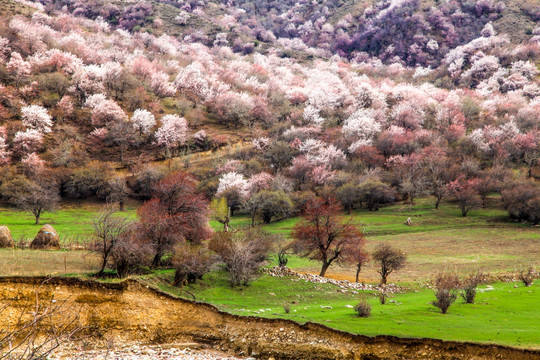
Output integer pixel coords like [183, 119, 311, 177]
[1, 277, 539, 360]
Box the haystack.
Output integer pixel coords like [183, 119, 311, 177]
[30, 224, 60, 250]
[0, 226, 14, 248]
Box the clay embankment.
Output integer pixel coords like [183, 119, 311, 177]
[0, 277, 539, 360]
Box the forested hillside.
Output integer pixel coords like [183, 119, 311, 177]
[0, 0, 539, 224]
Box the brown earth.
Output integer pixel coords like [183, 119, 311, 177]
[1, 276, 539, 360]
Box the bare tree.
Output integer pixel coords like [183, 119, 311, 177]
[110, 234, 151, 278]
[106, 177, 130, 211]
[276, 244, 291, 267]
[92, 206, 132, 276]
[372, 244, 406, 285]
[210, 229, 272, 286]
[342, 236, 369, 283]
[0, 177, 60, 225]
[291, 197, 365, 277]
[461, 271, 485, 304]
[519, 267, 536, 287]
[172, 243, 217, 285]
[432, 272, 460, 314]
[0, 281, 81, 359]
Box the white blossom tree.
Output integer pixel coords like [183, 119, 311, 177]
[131, 109, 156, 135]
[21, 105, 53, 133]
[154, 114, 189, 149]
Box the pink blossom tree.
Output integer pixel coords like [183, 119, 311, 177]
[447, 177, 482, 217]
[12, 129, 44, 156]
[6, 52, 31, 86]
[154, 114, 189, 150]
[21, 152, 45, 177]
[85, 94, 127, 127]
[0, 136, 11, 165]
[151, 71, 176, 98]
[247, 172, 274, 194]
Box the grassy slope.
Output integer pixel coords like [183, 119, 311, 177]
[0, 0, 34, 16]
[145, 270, 540, 349]
[211, 196, 540, 282]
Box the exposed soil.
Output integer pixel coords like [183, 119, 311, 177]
[1, 276, 539, 360]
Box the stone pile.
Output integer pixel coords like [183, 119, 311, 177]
[49, 344, 247, 360]
[265, 266, 401, 293]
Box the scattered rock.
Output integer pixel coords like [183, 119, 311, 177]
[49, 344, 247, 360]
[320, 305, 332, 309]
[265, 267, 401, 293]
[0, 226, 14, 248]
[405, 218, 413, 226]
[30, 224, 60, 249]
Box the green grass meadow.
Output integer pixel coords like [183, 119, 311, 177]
[0, 202, 138, 244]
[144, 271, 540, 349]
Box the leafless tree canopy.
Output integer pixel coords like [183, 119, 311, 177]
[210, 229, 272, 286]
[0, 281, 81, 359]
[92, 206, 132, 276]
[432, 272, 461, 314]
[372, 243, 406, 285]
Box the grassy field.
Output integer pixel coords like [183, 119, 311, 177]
[0, 202, 138, 245]
[0, 248, 100, 276]
[0, 196, 537, 281]
[0, 196, 538, 348]
[144, 270, 540, 349]
[211, 196, 540, 282]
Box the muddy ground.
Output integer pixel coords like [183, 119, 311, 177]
[0, 277, 539, 360]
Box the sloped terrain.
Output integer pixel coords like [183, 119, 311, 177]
[1, 277, 540, 360]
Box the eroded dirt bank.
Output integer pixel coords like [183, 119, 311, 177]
[0, 277, 539, 360]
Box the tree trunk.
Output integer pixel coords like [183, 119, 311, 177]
[435, 196, 441, 209]
[34, 208, 42, 224]
[380, 269, 388, 285]
[355, 263, 362, 283]
[263, 212, 272, 224]
[97, 246, 112, 277]
[319, 262, 331, 277]
[119, 201, 125, 212]
[152, 252, 162, 268]
[97, 257, 107, 277]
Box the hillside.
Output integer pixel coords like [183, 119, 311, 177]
[0, 0, 538, 228]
